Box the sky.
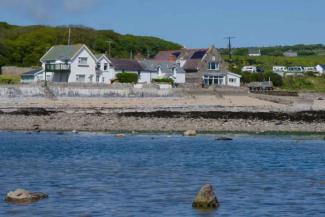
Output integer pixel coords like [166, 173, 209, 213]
[0, 0, 324, 48]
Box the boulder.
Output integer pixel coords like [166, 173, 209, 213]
[192, 184, 219, 209]
[4, 189, 48, 204]
[184, 130, 197, 136]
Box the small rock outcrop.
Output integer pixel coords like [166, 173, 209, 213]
[184, 130, 197, 136]
[192, 184, 219, 209]
[4, 189, 48, 204]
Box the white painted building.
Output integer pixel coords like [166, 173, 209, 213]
[40, 44, 102, 84]
[202, 72, 241, 87]
[95, 54, 116, 84]
[303, 67, 317, 73]
[316, 65, 325, 74]
[242, 65, 257, 73]
[139, 60, 186, 84]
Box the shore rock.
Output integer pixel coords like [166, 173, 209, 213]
[192, 184, 219, 209]
[184, 130, 197, 136]
[4, 189, 48, 204]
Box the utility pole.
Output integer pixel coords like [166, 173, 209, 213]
[107, 40, 113, 57]
[130, 50, 133, 60]
[224, 36, 236, 61]
[146, 47, 150, 59]
[68, 27, 71, 45]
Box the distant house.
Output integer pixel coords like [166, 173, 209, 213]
[20, 68, 45, 83]
[303, 66, 317, 73]
[273, 66, 287, 73]
[272, 66, 287, 77]
[139, 60, 185, 84]
[316, 65, 325, 74]
[248, 48, 261, 57]
[283, 51, 298, 57]
[154, 46, 241, 87]
[241, 65, 257, 73]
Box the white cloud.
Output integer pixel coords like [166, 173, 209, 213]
[0, 0, 102, 21]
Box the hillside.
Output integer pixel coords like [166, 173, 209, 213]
[0, 22, 182, 67]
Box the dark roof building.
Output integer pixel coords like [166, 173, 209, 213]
[110, 58, 143, 72]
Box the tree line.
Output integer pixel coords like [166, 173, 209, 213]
[0, 22, 182, 68]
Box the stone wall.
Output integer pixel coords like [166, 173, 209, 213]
[0, 84, 183, 98]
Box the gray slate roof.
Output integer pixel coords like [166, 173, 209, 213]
[140, 60, 185, 74]
[21, 68, 43, 76]
[110, 58, 143, 71]
[41, 44, 84, 62]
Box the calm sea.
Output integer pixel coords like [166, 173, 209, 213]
[0, 132, 324, 217]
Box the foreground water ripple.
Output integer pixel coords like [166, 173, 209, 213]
[0, 132, 324, 217]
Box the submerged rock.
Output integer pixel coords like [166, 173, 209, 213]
[4, 189, 48, 204]
[184, 130, 197, 136]
[192, 184, 219, 209]
[115, 134, 125, 138]
[216, 137, 233, 141]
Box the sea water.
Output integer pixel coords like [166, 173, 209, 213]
[0, 132, 324, 217]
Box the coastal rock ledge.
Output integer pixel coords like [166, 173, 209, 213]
[192, 184, 219, 209]
[4, 189, 48, 204]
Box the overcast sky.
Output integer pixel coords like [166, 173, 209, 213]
[0, 0, 324, 48]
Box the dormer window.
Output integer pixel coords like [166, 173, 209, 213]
[96, 63, 101, 70]
[208, 62, 219, 70]
[104, 63, 108, 71]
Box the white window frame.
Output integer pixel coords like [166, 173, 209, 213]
[208, 62, 219, 70]
[78, 57, 88, 66]
[76, 74, 86, 82]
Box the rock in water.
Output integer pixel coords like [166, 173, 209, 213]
[192, 184, 219, 209]
[4, 189, 48, 204]
[216, 137, 233, 141]
[184, 130, 197, 136]
[115, 134, 125, 138]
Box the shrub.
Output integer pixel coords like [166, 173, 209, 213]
[152, 78, 174, 85]
[0, 75, 20, 84]
[116, 72, 138, 83]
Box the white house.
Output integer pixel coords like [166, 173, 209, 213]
[248, 48, 261, 57]
[139, 60, 186, 84]
[303, 66, 317, 73]
[202, 72, 241, 87]
[40, 44, 101, 83]
[95, 54, 116, 84]
[316, 65, 325, 74]
[242, 65, 257, 73]
[272, 66, 287, 77]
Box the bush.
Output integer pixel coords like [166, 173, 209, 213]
[0, 75, 20, 84]
[116, 72, 138, 83]
[152, 78, 174, 85]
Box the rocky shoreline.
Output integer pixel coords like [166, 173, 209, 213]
[0, 107, 325, 133]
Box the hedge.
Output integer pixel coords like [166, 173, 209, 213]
[116, 72, 138, 83]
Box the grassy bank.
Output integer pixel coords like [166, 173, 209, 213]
[282, 76, 325, 92]
[0, 75, 20, 84]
